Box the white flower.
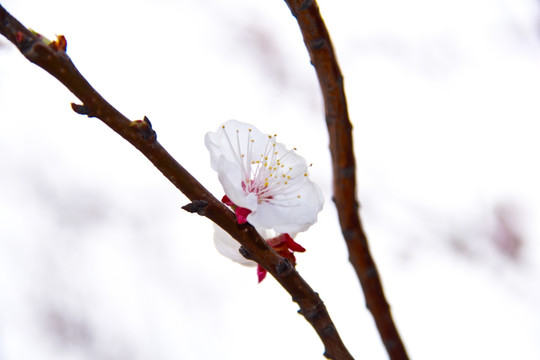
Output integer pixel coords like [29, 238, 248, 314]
[205, 120, 323, 234]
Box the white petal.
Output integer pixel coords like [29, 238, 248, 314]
[216, 158, 258, 211]
[212, 224, 256, 266]
[249, 181, 323, 233]
[205, 120, 270, 172]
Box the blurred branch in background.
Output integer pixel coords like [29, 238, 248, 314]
[282, 1, 409, 359]
[0, 4, 353, 360]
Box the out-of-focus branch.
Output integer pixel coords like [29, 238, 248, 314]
[0, 5, 352, 360]
[282, 1, 409, 359]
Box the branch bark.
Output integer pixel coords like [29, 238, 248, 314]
[282, 1, 409, 359]
[0, 4, 354, 360]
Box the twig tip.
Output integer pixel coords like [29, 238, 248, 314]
[276, 258, 293, 277]
[181, 200, 208, 215]
[130, 116, 157, 141]
[239, 246, 254, 260]
[71, 102, 90, 115]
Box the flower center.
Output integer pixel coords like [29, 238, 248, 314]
[221, 125, 310, 204]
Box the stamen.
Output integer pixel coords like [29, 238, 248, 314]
[235, 129, 249, 180]
[222, 125, 314, 207]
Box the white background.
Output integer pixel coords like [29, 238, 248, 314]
[1, 0, 539, 359]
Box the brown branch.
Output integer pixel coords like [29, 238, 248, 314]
[0, 5, 353, 360]
[282, 1, 409, 359]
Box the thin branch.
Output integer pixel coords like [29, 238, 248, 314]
[0, 5, 353, 360]
[282, 1, 409, 359]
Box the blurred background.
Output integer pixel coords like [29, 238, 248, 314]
[1, 0, 539, 358]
